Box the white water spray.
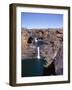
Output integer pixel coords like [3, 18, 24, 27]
[37, 47, 40, 59]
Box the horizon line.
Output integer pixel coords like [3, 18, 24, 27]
[21, 27, 63, 30]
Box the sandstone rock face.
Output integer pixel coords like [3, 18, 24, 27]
[54, 44, 63, 75]
[21, 28, 63, 70]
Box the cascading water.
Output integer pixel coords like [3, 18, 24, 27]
[34, 37, 40, 59]
[37, 47, 40, 59]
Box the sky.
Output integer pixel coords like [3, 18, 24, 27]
[21, 12, 63, 29]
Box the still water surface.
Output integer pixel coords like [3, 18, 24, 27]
[22, 58, 44, 77]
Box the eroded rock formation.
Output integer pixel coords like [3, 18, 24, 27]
[21, 28, 63, 70]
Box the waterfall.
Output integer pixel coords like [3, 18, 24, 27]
[37, 47, 40, 59]
[34, 37, 40, 59]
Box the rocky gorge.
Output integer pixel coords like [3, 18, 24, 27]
[21, 28, 63, 75]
